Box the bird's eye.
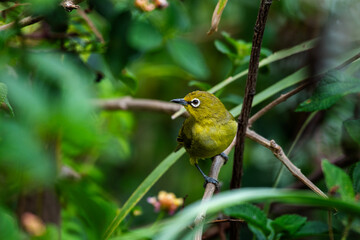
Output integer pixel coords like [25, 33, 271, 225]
[190, 98, 201, 108]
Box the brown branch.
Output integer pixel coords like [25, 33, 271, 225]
[248, 50, 360, 127]
[334, 52, 360, 71]
[93, 97, 189, 117]
[246, 129, 327, 198]
[231, 0, 272, 237]
[232, 0, 272, 189]
[0, 16, 43, 32]
[210, 218, 245, 224]
[77, 8, 105, 43]
[248, 81, 311, 126]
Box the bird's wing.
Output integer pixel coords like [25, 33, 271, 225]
[174, 121, 192, 152]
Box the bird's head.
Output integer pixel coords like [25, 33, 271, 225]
[171, 91, 229, 121]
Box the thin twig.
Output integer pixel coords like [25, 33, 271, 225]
[334, 52, 360, 71]
[77, 8, 105, 43]
[230, 0, 272, 237]
[341, 216, 353, 240]
[246, 129, 327, 198]
[209, 219, 245, 224]
[248, 51, 360, 127]
[248, 81, 311, 126]
[93, 97, 189, 117]
[0, 16, 43, 31]
[328, 211, 334, 240]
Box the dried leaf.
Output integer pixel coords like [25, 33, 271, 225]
[207, 0, 228, 35]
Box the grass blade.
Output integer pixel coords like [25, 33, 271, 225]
[157, 188, 360, 240]
[171, 38, 317, 119]
[103, 148, 186, 239]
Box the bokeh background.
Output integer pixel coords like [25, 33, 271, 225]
[0, 0, 360, 239]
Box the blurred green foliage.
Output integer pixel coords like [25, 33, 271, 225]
[1, 0, 360, 239]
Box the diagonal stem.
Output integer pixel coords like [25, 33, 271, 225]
[246, 129, 327, 198]
[231, 0, 272, 238]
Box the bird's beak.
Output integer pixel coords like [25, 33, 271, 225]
[171, 98, 188, 106]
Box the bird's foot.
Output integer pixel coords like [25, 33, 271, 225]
[220, 152, 229, 164]
[203, 176, 220, 189]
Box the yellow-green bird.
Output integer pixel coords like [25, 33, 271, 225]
[171, 91, 237, 187]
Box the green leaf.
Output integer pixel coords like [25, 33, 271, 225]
[224, 203, 270, 235]
[222, 32, 241, 50]
[248, 224, 267, 240]
[103, 148, 186, 239]
[28, 0, 59, 15]
[344, 119, 360, 145]
[105, 11, 138, 78]
[60, 180, 117, 239]
[188, 80, 212, 91]
[217, 0, 228, 13]
[353, 162, 360, 194]
[271, 214, 307, 235]
[296, 71, 360, 112]
[216, 32, 253, 65]
[0, 82, 14, 116]
[0, 208, 20, 240]
[292, 221, 328, 238]
[0, 82, 7, 103]
[120, 70, 138, 94]
[156, 189, 360, 240]
[214, 40, 233, 56]
[167, 38, 210, 79]
[128, 20, 163, 51]
[322, 159, 355, 200]
[0, 121, 55, 187]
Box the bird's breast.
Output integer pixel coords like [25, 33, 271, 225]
[187, 119, 237, 159]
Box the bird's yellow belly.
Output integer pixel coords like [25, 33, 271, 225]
[187, 121, 236, 160]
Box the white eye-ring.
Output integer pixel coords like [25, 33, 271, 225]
[190, 98, 201, 108]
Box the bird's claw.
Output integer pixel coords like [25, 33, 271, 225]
[203, 176, 220, 189]
[220, 152, 229, 164]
